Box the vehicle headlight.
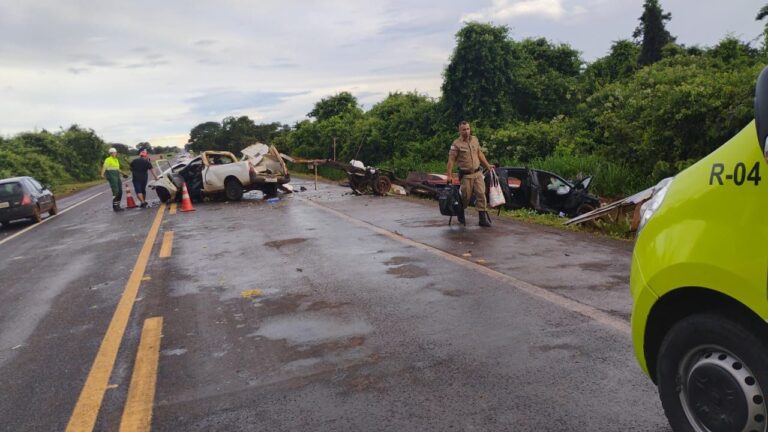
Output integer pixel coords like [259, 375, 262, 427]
[637, 177, 673, 234]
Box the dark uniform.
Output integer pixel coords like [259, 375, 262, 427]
[448, 135, 488, 211]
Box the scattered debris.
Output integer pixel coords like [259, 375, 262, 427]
[564, 184, 657, 230]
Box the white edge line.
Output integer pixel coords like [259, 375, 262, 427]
[302, 197, 631, 336]
[0, 191, 106, 247]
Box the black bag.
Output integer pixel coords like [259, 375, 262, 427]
[438, 185, 464, 225]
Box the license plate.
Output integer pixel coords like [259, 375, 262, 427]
[265, 177, 277, 183]
[0, 202, 8, 208]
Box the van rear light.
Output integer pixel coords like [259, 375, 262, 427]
[21, 194, 32, 205]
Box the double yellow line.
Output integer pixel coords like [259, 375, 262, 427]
[66, 205, 169, 432]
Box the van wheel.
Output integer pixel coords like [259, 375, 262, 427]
[225, 179, 243, 201]
[657, 313, 768, 432]
[49, 199, 58, 216]
[31, 205, 42, 223]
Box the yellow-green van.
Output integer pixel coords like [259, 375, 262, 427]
[631, 67, 768, 431]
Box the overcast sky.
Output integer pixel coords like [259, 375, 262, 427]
[1, 0, 764, 148]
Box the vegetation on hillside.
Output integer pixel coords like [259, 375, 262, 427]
[187, 2, 767, 197]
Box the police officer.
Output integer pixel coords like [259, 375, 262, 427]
[446, 121, 494, 227]
[100, 147, 123, 211]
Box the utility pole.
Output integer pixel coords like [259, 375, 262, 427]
[333, 136, 337, 161]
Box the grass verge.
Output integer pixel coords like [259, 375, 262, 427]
[53, 179, 104, 198]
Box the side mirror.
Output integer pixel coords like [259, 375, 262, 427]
[754, 66, 768, 153]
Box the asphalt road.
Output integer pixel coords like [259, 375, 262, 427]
[0, 178, 671, 431]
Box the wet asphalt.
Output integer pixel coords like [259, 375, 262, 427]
[0, 177, 671, 431]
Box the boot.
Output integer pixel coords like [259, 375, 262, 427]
[479, 211, 491, 227]
[113, 201, 123, 212]
[457, 207, 466, 225]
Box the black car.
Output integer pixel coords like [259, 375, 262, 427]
[0, 176, 58, 226]
[490, 167, 600, 217]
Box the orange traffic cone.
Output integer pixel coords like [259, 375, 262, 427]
[179, 182, 195, 212]
[124, 183, 137, 209]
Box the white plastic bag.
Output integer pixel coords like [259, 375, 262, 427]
[488, 170, 506, 208]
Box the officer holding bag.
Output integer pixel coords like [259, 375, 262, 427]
[446, 121, 494, 227]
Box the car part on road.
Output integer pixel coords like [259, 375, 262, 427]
[292, 158, 403, 196]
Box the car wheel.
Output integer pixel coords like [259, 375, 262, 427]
[31, 205, 42, 223]
[575, 202, 596, 216]
[372, 176, 392, 196]
[225, 179, 243, 201]
[657, 313, 768, 432]
[155, 187, 171, 203]
[349, 175, 368, 195]
[49, 199, 58, 216]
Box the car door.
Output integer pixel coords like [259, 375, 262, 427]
[501, 168, 530, 209]
[202, 152, 251, 193]
[26, 178, 52, 212]
[535, 170, 572, 213]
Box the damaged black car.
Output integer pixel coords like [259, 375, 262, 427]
[488, 167, 600, 217]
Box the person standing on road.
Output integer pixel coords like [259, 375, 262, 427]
[447, 121, 494, 227]
[130, 149, 157, 208]
[101, 147, 124, 212]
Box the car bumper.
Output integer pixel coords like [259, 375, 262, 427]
[249, 173, 290, 185]
[0, 204, 34, 222]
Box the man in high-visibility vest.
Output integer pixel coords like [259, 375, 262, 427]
[100, 147, 124, 211]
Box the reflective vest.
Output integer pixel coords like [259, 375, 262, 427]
[103, 156, 120, 170]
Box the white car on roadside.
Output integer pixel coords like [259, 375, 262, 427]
[149, 143, 290, 202]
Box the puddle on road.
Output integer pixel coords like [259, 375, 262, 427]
[387, 264, 428, 278]
[252, 314, 372, 345]
[264, 238, 308, 249]
[383, 256, 417, 266]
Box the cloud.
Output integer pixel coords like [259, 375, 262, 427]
[193, 39, 217, 47]
[185, 89, 310, 117]
[462, 0, 567, 22]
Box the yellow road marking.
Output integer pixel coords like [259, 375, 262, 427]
[159, 232, 174, 258]
[66, 204, 166, 432]
[302, 198, 631, 336]
[169, 203, 177, 215]
[240, 289, 262, 298]
[119, 317, 163, 432]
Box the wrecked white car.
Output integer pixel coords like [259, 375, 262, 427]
[149, 143, 290, 202]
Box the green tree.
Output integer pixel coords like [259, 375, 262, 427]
[442, 22, 517, 127]
[583, 56, 758, 177]
[633, 0, 675, 66]
[187, 121, 222, 153]
[581, 40, 639, 94]
[307, 92, 362, 121]
[757, 5, 768, 50]
[111, 143, 130, 154]
[509, 38, 583, 120]
[707, 37, 760, 66]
